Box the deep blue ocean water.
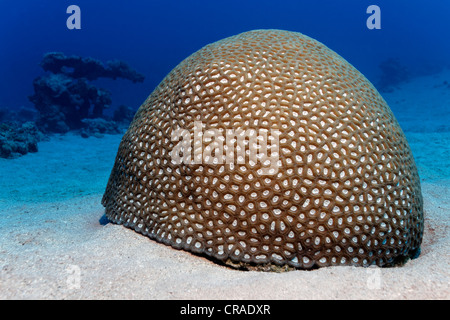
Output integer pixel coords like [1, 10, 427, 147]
[1, 0, 449, 111]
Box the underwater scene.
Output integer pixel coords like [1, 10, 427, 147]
[0, 0, 448, 300]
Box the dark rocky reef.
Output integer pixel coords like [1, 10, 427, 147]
[0, 121, 43, 159]
[40, 52, 144, 83]
[0, 53, 143, 158]
[0, 106, 38, 124]
[80, 118, 122, 138]
[377, 58, 410, 92]
[112, 104, 135, 124]
[29, 52, 144, 133]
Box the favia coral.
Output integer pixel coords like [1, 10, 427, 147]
[102, 30, 423, 270]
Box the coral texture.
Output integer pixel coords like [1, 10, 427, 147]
[102, 30, 423, 270]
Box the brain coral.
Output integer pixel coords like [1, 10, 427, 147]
[102, 29, 423, 270]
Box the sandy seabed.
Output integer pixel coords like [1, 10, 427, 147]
[0, 72, 449, 300]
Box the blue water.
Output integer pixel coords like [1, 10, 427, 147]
[1, 0, 449, 110]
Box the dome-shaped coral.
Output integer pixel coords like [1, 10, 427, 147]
[102, 30, 423, 270]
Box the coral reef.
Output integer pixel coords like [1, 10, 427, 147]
[40, 52, 144, 83]
[0, 109, 7, 123]
[0, 106, 38, 123]
[0, 53, 142, 158]
[377, 58, 410, 92]
[112, 104, 135, 125]
[103, 30, 423, 270]
[80, 118, 121, 138]
[0, 121, 43, 158]
[29, 52, 144, 133]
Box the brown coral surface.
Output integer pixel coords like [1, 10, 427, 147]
[102, 29, 423, 270]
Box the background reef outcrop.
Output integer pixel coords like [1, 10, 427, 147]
[29, 52, 144, 133]
[0, 121, 42, 159]
[0, 53, 144, 158]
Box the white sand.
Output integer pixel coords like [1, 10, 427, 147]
[0, 72, 449, 300]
